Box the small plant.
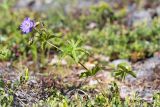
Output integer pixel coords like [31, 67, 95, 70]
[0, 66, 32, 106]
[20, 17, 101, 83]
[0, 76, 14, 107]
[0, 88, 13, 107]
[153, 92, 160, 107]
[20, 68, 30, 84]
[0, 47, 11, 60]
[33, 89, 69, 107]
[113, 63, 136, 80]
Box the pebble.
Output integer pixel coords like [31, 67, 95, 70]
[131, 10, 152, 26]
[110, 59, 131, 67]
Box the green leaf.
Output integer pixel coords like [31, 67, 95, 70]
[25, 68, 29, 81]
[61, 39, 88, 63]
[80, 66, 101, 78]
[41, 41, 47, 50]
[118, 63, 136, 78]
[113, 63, 136, 80]
[0, 47, 11, 60]
[20, 75, 24, 84]
[0, 78, 4, 88]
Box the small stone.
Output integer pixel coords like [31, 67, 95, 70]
[130, 10, 152, 26]
[156, 6, 160, 16]
[87, 22, 97, 29]
[84, 45, 93, 50]
[120, 86, 131, 99]
[49, 55, 67, 65]
[85, 62, 95, 69]
[94, 54, 110, 62]
[111, 59, 130, 67]
[88, 79, 98, 86]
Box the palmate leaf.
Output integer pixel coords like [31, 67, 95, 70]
[80, 66, 101, 78]
[118, 64, 136, 78]
[61, 39, 88, 63]
[72, 49, 78, 63]
[114, 63, 136, 80]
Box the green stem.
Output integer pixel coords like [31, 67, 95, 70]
[46, 40, 63, 52]
[78, 62, 107, 98]
[78, 61, 89, 71]
[94, 76, 107, 98]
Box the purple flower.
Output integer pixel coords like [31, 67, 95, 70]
[20, 17, 35, 34]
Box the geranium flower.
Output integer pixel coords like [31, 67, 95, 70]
[20, 17, 35, 34]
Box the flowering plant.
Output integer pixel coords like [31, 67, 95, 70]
[20, 17, 92, 73]
[20, 17, 136, 88]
